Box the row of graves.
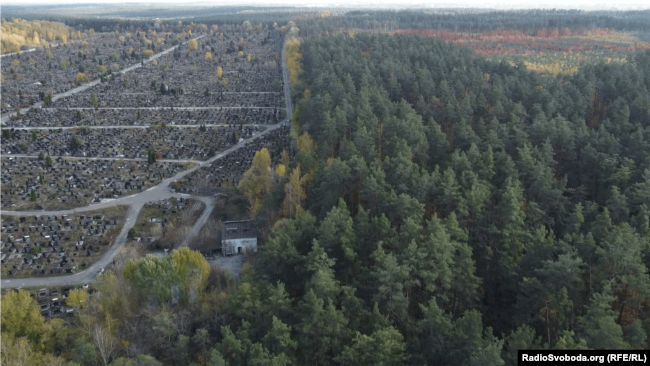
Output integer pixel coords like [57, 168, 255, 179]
[1, 124, 260, 160]
[2, 106, 284, 128]
[175, 125, 293, 195]
[1, 31, 184, 110]
[1, 286, 95, 319]
[1, 157, 191, 210]
[50, 92, 283, 109]
[46, 30, 284, 110]
[132, 197, 205, 249]
[0, 206, 127, 279]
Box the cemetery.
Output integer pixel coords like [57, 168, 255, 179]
[46, 30, 284, 109]
[50, 92, 283, 108]
[0, 23, 291, 289]
[173, 125, 292, 194]
[1, 285, 95, 320]
[2, 107, 284, 127]
[0, 124, 261, 160]
[1, 31, 174, 111]
[1, 156, 192, 210]
[0, 205, 127, 279]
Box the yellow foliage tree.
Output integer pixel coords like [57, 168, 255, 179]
[297, 131, 316, 154]
[123, 247, 209, 305]
[282, 164, 307, 218]
[238, 51, 244, 57]
[285, 37, 303, 85]
[275, 163, 286, 177]
[188, 39, 198, 50]
[76, 73, 89, 82]
[1, 19, 71, 53]
[171, 246, 211, 288]
[142, 49, 154, 58]
[97, 65, 107, 73]
[1, 336, 40, 366]
[238, 148, 273, 217]
[217, 66, 223, 78]
[205, 52, 213, 61]
[12, 59, 19, 66]
[67, 288, 89, 308]
[0, 290, 47, 352]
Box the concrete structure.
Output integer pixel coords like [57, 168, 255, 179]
[221, 220, 257, 256]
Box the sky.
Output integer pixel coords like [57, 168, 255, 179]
[2, 0, 649, 10]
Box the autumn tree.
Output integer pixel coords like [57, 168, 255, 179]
[1, 290, 48, 352]
[238, 148, 273, 217]
[188, 39, 198, 50]
[282, 165, 307, 218]
[76, 73, 89, 82]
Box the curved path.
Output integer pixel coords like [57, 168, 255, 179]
[1, 37, 292, 288]
[180, 196, 215, 248]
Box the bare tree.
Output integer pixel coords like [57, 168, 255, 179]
[90, 323, 117, 366]
[0, 337, 33, 366]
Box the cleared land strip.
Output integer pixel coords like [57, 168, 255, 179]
[0, 35, 205, 124]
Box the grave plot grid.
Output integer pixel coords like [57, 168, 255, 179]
[1, 285, 91, 320]
[1, 32, 170, 111]
[47, 31, 284, 109]
[174, 125, 293, 195]
[0, 206, 127, 278]
[1, 157, 192, 211]
[3, 107, 284, 127]
[51, 92, 284, 108]
[1, 125, 262, 160]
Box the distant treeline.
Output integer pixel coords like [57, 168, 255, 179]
[297, 9, 650, 36]
[5, 8, 650, 39]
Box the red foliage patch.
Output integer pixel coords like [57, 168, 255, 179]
[393, 28, 641, 57]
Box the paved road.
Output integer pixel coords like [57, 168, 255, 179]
[0, 35, 205, 125]
[1, 202, 144, 288]
[1, 124, 283, 217]
[180, 196, 215, 248]
[0, 36, 293, 288]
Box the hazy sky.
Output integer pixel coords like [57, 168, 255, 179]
[2, 0, 649, 10]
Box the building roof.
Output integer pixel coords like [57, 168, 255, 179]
[222, 220, 257, 241]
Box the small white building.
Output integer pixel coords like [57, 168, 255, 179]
[221, 220, 257, 256]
